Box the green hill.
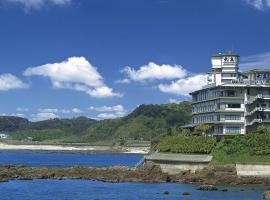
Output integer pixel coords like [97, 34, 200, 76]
[1, 101, 192, 144]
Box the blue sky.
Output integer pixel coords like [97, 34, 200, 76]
[0, 0, 270, 121]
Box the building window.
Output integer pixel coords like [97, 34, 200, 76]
[226, 126, 241, 134]
[225, 115, 241, 120]
[226, 103, 241, 108]
[227, 90, 235, 97]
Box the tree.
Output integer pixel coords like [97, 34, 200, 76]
[195, 124, 211, 136]
[255, 124, 268, 134]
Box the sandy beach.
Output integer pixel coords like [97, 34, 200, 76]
[0, 142, 149, 154]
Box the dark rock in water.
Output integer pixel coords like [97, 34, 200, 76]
[163, 191, 169, 195]
[0, 164, 269, 186]
[197, 185, 218, 191]
[264, 191, 270, 200]
[182, 192, 190, 195]
[221, 189, 228, 192]
[0, 178, 8, 182]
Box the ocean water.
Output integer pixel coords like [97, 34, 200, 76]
[0, 150, 266, 199]
[0, 150, 142, 167]
[0, 179, 265, 200]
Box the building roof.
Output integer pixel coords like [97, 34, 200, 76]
[145, 152, 212, 163]
[243, 69, 270, 74]
[181, 124, 196, 128]
[212, 51, 239, 58]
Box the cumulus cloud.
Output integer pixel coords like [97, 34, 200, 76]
[89, 105, 124, 112]
[240, 51, 270, 71]
[38, 108, 58, 113]
[168, 98, 180, 104]
[31, 112, 59, 121]
[0, 74, 28, 91]
[11, 113, 26, 118]
[60, 109, 70, 114]
[120, 62, 187, 83]
[5, 0, 71, 10]
[245, 0, 270, 10]
[158, 74, 208, 96]
[71, 108, 82, 113]
[97, 112, 125, 119]
[16, 107, 29, 112]
[37, 108, 83, 114]
[24, 57, 122, 98]
[89, 105, 126, 119]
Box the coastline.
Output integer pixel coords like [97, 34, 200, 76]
[0, 164, 270, 187]
[0, 142, 149, 154]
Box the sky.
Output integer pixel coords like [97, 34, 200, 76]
[0, 0, 270, 121]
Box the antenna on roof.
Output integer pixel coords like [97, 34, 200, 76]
[230, 44, 234, 53]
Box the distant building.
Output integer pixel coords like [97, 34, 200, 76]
[24, 137, 33, 142]
[0, 133, 8, 139]
[190, 51, 270, 135]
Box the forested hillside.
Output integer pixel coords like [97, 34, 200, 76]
[0, 101, 192, 144]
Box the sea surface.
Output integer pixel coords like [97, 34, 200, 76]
[0, 150, 267, 200]
[0, 150, 142, 167]
[0, 179, 266, 200]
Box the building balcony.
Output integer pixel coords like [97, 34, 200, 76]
[246, 118, 270, 126]
[245, 107, 270, 116]
[192, 96, 243, 104]
[192, 108, 244, 115]
[246, 119, 262, 126]
[247, 94, 270, 104]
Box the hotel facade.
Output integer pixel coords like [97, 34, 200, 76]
[190, 51, 270, 135]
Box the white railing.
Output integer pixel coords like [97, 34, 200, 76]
[245, 107, 263, 116]
[246, 118, 263, 126]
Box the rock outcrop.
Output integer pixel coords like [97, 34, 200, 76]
[0, 164, 269, 186]
[264, 191, 270, 200]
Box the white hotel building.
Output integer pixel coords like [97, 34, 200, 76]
[190, 51, 270, 135]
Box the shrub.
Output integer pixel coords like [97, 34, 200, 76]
[158, 134, 216, 154]
[213, 126, 270, 157]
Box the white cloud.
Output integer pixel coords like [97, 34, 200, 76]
[89, 105, 126, 119]
[5, 0, 71, 10]
[89, 105, 124, 112]
[31, 112, 59, 121]
[97, 111, 125, 119]
[120, 62, 187, 82]
[38, 108, 58, 113]
[37, 108, 83, 114]
[240, 51, 270, 71]
[245, 0, 270, 10]
[72, 108, 82, 113]
[115, 78, 131, 84]
[0, 74, 28, 91]
[24, 57, 122, 98]
[158, 74, 208, 96]
[11, 113, 26, 118]
[60, 109, 70, 114]
[16, 107, 29, 112]
[169, 98, 180, 104]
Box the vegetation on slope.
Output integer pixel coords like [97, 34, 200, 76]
[2, 101, 192, 144]
[158, 134, 216, 154]
[158, 124, 270, 163]
[212, 125, 270, 164]
[83, 102, 192, 143]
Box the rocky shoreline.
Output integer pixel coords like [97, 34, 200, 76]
[0, 164, 269, 187]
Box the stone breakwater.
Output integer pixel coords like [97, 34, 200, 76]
[0, 164, 269, 186]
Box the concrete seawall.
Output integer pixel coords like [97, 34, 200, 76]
[144, 153, 212, 174]
[236, 163, 270, 177]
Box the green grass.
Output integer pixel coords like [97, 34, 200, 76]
[158, 125, 270, 164]
[212, 151, 270, 164]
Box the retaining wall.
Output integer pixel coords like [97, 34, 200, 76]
[236, 163, 270, 176]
